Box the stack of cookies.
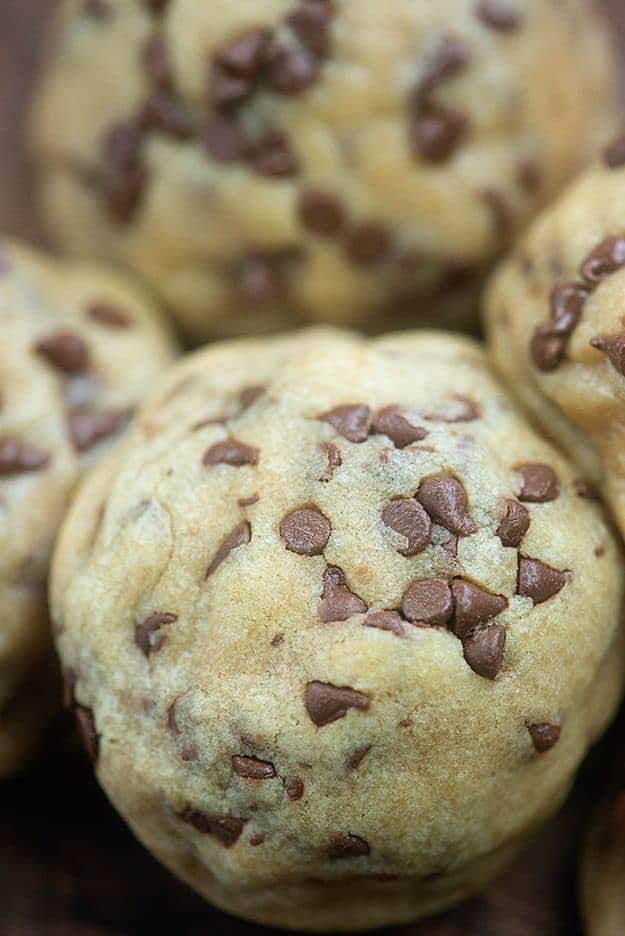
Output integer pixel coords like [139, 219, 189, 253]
[2, 1, 624, 932]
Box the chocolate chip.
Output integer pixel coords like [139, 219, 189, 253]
[319, 566, 367, 622]
[425, 395, 479, 423]
[462, 625, 505, 679]
[328, 833, 370, 859]
[210, 65, 256, 109]
[205, 115, 247, 161]
[101, 120, 146, 223]
[247, 129, 299, 177]
[280, 508, 331, 555]
[528, 722, 561, 753]
[530, 282, 590, 371]
[574, 479, 599, 500]
[238, 493, 259, 507]
[87, 301, 132, 328]
[372, 407, 427, 447]
[285, 777, 305, 800]
[270, 632, 284, 646]
[590, 333, 625, 375]
[411, 108, 468, 163]
[319, 442, 342, 481]
[450, 579, 507, 639]
[206, 521, 251, 577]
[134, 611, 178, 657]
[268, 45, 319, 94]
[517, 463, 560, 503]
[603, 133, 625, 168]
[304, 681, 369, 726]
[580, 236, 625, 285]
[415, 35, 470, 103]
[321, 404, 371, 443]
[364, 610, 407, 638]
[216, 29, 271, 77]
[179, 808, 246, 846]
[298, 189, 345, 236]
[203, 439, 259, 467]
[476, 1, 521, 31]
[68, 407, 128, 452]
[143, 35, 173, 88]
[232, 755, 276, 780]
[75, 705, 99, 762]
[381, 499, 431, 556]
[480, 187, 513, 237]
[250, 834, 265, 846]
[497, 498, 530, 547]
[35, 331, 90, 374]
[0, 436, 50, 475]
[441, 535, 458, 558]
[417, 475, 478, 536]
[238, 385, 265, 412]
[518, 557, 567, 604]
[402, 578, 454, 627]
[345, 223, 392, 267]
[346, 744, 371, 770]
[238, 253, 285, 304]
[140, 90, 195, 140]
[288, 2, 334, 58]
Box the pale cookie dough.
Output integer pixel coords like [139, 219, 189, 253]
[50, 328, 625, 931]
[581, 782, 625, 936]
[0, 239, 175, 777]
[31, 0, 616, 339]
[485, 139, 625, 546]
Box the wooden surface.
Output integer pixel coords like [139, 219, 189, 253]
[2, 3, 625, 934]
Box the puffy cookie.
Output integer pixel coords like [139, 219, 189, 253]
[485, 141, 625, 545]
[0, 239, 175, 777]
[50, 328, 624, 930]
[31, 0, 616, 340]
[581, 780, 625, 936]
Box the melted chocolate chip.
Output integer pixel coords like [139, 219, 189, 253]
[140, 90, 195, 140]
[75, 705, 99, 762]
[497, 498, 530, 547]
[517, 463, 560, 503]
[216, 29, 271, 77]
[411, 108, 467, 163]
[590, 333, 625, 375]
[143, 35, 173, 88]
[87, 301, 132, 328]
[528, 722, 561, 754]
[402, 578, 454, 627]
[134, 611, 178, 657]
[321, 404, 371, 442]
[345, 223, 392, 267]
[450, 579, 507, 639]
[210, 65, 256, 108]
[372, 407, 427, 447]
[35, 331, 90, 374]
[530, 282, 590, 371]
[68, 407, 128, 452]
[101, 120, 147, 223]
[346, 744, 372, 770]
[0, 436, 50, 475]
[604, 133, 625, 169]
[280, 508, 331, 555]
[205, 115, 247, 161]
[203, 439, 259, 467]
[328, 833, 371, 859]
[381, 499, 432, 556]
[179, 808, 246, 846]
[288, 2, 334, 58]
[415, 35, 470, 103]
[268, 45, 319, 94]
[476, 1, 521, 31]
[206, 521, 251, 577]
[285, 777, 305, 800]
[462, 625, 505, 679]
[417, 475, 478, 536]
[232, 755, 276, 780]
[319, 566, 367, 622]
[239, 385, 266, 411]
[319, 442, 342, 481]
[364, 611, 407, 638]
[298, 189, 345, 236]
[247, 129, 299, 177]
[304, 681, 369, 726]
[580, 236, 625, 285]
[518, 557, 567, 604]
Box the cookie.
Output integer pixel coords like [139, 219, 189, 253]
[485, 141, 625, 546]
[50, 328, 625, 930]
[31, 0, 616, 339]
[581, 782, 625, 936]
[0, 239, 175, 777]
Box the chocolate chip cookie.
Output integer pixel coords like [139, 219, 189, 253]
[50, 328, 625, 929]
[31, 0, 616, 339]
[0, 239, 175, 777]
[485, 140, 625, 547]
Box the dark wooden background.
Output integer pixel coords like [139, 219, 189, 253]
[2, 2, 625, 934]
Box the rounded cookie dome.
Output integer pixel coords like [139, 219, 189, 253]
[50, 329, 624, 930]
[0, 239, 175, 777]
[31, 0, 617, 339]
[485, 141, 625, 546]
